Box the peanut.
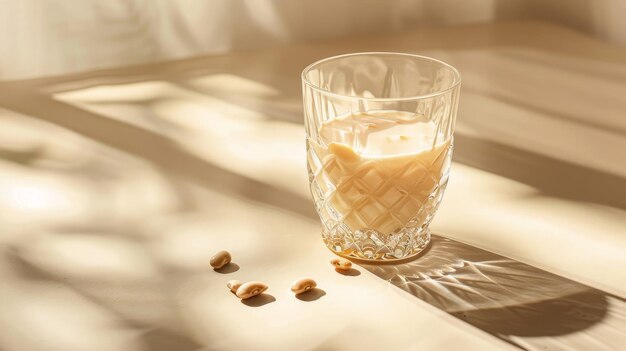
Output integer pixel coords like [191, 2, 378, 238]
[226, 280, 242, 293]
[210, 250, 231, 269]
[236, 281, 268, 300]
[290, 278, 317, 295]
[331, 258, 352, 271]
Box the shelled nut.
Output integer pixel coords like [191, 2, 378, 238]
[291, 278, 317, 295]
[236, 281, 268, 300]
[210, 250, 232, 269]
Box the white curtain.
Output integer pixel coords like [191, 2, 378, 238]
[0, 0, 624, 81]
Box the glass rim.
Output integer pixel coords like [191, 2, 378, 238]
[301, 52, 461, 102]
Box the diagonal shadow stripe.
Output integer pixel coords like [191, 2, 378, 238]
[0, 92, 317, 220]
[462, 85, 626, 136]
[453, 134, 626, 210]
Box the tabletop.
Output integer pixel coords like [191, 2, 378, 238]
[0, 20, 624, 351]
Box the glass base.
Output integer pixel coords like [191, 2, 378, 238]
[323, 227, 431, 263]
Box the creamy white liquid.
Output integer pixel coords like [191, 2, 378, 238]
[313, 111, 450, 234]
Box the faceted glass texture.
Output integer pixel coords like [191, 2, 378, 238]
[302, 53, 461, 262]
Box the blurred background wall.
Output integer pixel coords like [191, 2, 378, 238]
[1, 0, 625, 81]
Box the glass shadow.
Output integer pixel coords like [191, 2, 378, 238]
[362, 234, 626, 350]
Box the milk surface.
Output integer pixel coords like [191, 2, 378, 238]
[314, 111, 450, 234]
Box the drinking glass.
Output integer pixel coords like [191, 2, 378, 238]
[302, 52, 461, 262]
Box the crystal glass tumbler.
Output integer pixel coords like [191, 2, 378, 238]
[302, 52, 461, 262]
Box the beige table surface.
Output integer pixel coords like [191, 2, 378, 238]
[0, 21, 624, 351]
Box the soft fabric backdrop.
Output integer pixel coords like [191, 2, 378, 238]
[1, 0, 625, 81]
